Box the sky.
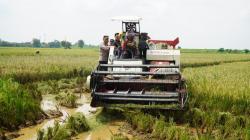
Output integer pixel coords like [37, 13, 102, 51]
[0, 0, 249, 49]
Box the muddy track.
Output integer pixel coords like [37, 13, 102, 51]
[11, 92, 129, 140]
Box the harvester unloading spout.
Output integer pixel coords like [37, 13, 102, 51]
[86, 17, 188, 109]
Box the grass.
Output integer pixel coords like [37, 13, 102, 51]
[121, 61, 250, 139]
[183, 61, 250, 115]
[111, 133, 129, 140]
[65, 112, 90, 133]
[0, 47, 98, 83]
[181, 53, 250, 68]
[124, 109, 250, 140]
[0, 47, 250, 139]
[125, 111, 193, 140]
[180, 61, 250, 139]
[55, 92, 77, 108]
[0, 78, 43, 130]
[0, 47, 250, 83]
[37, 112, 89, 140]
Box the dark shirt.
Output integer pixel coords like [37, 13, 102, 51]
[113, 40, 121, 48]
[139, 40, 149, 50]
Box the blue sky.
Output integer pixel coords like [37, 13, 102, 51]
[0, 0, 249, 49]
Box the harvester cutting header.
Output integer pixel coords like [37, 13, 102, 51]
[87, 16, 188, 109]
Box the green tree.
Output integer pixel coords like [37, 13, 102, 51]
[232, 49, 239, 53]
[32, 38, 41, 48]
[61, 41, 72, 49]
[244, 49, 249, 53]
[218, 48, 224, 52]
[225, 49, 232, 53]
[48, 40, 61, 48]
[41, 42, 48, 48]
[77, 40, 84, 48]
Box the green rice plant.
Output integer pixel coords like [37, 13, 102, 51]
[37, 113, 89, 140]
[0, 47, 97, 83]
[55, 92, 77, 108]
[246, 128, 250, 140]
[188, 108, 205, 127]
[122, 61, 250, 139]
[22, 82, 42, 100]
[235, 115, 247, 128]
[181, 53, 250, 68]
[1, 47, 249, 83]
[1, 47, 250, 138]
[111, 133, 129, 140]
[153, 118, 192, 140]
[65, 112, 90, 134]
[58, 83, 72, 90]
[183, 62, 250, 115]
[131, 112, 155, 132]
[152, 117, 167, 139]
[37, 129, 45, 140]
[217, 112, 232, 126]
[47, 80, 60, 94]
[0, 78, 43, 130]
[37, 121, 71, 140]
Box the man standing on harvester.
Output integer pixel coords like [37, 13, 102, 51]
[113, 33, 122, 58]
[99, 35, 110, 70]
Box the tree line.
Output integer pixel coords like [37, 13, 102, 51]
[218, 48, 249, 54]
[0, 38, 86, 49]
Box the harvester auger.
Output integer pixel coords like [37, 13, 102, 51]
[86, 16, 188, 109]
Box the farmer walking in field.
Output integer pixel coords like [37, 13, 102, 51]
[99, 35, 110, 70]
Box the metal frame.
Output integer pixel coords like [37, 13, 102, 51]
[99, 64, 179, 68]
[93, 71, 180, 75]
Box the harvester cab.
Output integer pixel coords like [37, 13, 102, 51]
[87, 16, 188, 109]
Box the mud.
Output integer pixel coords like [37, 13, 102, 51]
[12, 93, 127, 140]
[73, 121, 132, 140]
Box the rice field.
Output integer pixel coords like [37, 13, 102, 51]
[0, 47, 250, 139]
[124, 61, 250, 139]
[1, 47, 250, 83]
[0, 47, 98, 83]
[183, 61, 250, 115]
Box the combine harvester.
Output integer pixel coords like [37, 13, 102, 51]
[87, 16, 188, 109]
